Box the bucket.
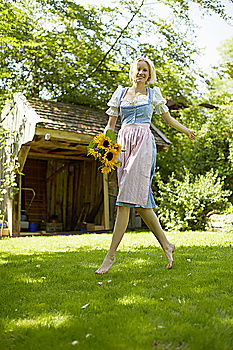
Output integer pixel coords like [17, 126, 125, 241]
[28, 222, 37, 232]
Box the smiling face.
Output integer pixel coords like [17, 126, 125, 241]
[132, 60, 150, 85]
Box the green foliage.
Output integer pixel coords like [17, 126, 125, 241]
[156, 170, 231, 231]
[152, 36, 233, 233]
[1, 0, 117, 107]
[1, 0, 230, 109]
[155, 37, 233, 196]
[106, 129, 117, 142]
[219, 37, 233, 78]
[190, 107, 233, 188]
[161, 0, 231, 20]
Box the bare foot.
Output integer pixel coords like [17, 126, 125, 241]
[95, 252, 116, 275]
[164, 243, 175, 269]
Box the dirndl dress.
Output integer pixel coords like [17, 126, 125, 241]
[106, 86, 169, 208]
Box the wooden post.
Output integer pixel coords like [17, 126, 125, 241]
[18, 145, 30, 172]
[103, 173, 110, 230]
[14, 174, 22, 234]
[7, 194, 13, 237]
[0, 215, 4, 237]
[12, 146, 30, 235]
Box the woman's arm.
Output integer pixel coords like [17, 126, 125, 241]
[104, 116, 118, 133]
[161, 112, 196, 140]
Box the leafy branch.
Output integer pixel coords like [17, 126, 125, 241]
[67, 0, 145, 93]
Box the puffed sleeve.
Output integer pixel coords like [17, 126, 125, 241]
[153, 87, 169, 115]
[106, 85, 123, 117]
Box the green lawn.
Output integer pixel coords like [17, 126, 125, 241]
[0, 230, 232, 350]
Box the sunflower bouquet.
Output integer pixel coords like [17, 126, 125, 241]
[87, 130, 122, 174]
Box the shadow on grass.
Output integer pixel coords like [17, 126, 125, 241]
[0, 245, 233, 350]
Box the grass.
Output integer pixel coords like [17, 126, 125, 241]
[0, 230, 232, 350]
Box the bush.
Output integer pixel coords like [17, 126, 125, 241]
[156, 170, 231, 231]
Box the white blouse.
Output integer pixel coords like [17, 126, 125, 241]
[106, 85, 169, 117]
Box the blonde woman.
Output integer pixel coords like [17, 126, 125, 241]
[95, 57, 196, 274]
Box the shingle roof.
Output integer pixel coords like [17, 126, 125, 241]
[29, 98, 171, 148]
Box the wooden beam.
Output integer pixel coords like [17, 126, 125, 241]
[35, 127, 93, 143]
[49, 140, 88, 150]
[44, 150, 87, 156]
[31, 136, 89, 149]
[18, 146, 30, 172]
[28, 152, 92, 161]
[16, 174, 22, 234]
[6, 195, 13, 237]
[0, 215, 5, 237]
[29, 146, 50, 154]
[28, 136, 89, 157]
[103, 173, 110, 230]
[28, 141, 87, 154]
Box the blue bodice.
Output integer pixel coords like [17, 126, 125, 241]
[119, 87, 154, 124]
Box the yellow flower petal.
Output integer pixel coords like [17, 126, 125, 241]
[101, 166, 112, 174]
[93, 133, 105, 144]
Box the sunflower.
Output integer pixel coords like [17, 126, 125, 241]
[98, 136, 112, 150]
[87, 148, 101, 159]
[93, 133, 106, 145]
[88, 132, 123, 174]
[103, 148, 119, 166]
[113, 143, 122, 154]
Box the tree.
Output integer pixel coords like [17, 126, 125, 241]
[219, 37, 233, 78]
[1, 0, 118, 106]
[1, 0, 231, 109]
[155, 37, 233, 199]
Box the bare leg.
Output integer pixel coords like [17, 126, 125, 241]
[95, 206, 130, 274]
[137, 208, 175, 268]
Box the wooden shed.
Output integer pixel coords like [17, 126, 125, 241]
[0, 93, 171, 236]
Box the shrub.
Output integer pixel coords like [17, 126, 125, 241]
[156, 170, 231, 231]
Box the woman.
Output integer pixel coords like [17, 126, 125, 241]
[95, 57, 196, 275]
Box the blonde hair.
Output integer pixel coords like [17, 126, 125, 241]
[129, 57, 157, 84]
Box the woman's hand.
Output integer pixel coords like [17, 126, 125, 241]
[186, 130, 196, 140]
